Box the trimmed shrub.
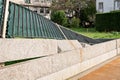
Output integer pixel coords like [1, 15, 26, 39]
[70, 17, 80, 28]
[51, 10, 68, 27]
[96, 11, 120, 32]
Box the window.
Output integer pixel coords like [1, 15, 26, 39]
[25, 0, 30, 3]
[34, 10, 37, 13]
[34, 0, 39, 2]
[40, 8, 44, 13]
[46, 8, 49, 13]
[46, 0, 50, 2]
[117, 1, 120, 9]
[98, 2, 103, 12]
[99, 2, 103, 9]
[41, 0, 44, 3]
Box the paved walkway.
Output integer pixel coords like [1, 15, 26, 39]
[79, 57, 120, 80]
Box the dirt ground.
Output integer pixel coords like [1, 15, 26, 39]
[79, 56, 120, 80]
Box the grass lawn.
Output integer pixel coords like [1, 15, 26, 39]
[70, 28, 120, 39]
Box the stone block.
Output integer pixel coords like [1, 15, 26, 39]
[117, 39, 120, 47]
[0, 39, 57, 63]
[51, 49, 81, 72]
[0, 49, 81, 80]
[0, 57, 52, 80]
[0, 63, 4, 68]
[37, 50, 117, 80]
[104, 40, 116, 52]
[82, 40, 117, 61]
[57, 40, 82, 52]
[117, 39, 120, 54]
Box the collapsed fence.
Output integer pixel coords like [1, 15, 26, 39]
[0, 0, 103, 44]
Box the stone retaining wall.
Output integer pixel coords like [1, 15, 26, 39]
[57, 40, 82, 52]
[82, 40, 117, 61]
[0, 39, 120, 80]
[117, 39, 120, 54]
[0, 50, 81, 80]
[0, 39, 57, 63]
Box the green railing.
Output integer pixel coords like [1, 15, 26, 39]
[6, 1, 101, 44]
[7, 2, 65, 39]
[0, 0, 6, 37]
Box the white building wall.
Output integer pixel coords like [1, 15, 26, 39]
[27, 0, 52, 19]
[10, 0, 25, 4]
[96, 0, 114, 13]
[30, 0, 52, 5]
[9, 0, 51, 19]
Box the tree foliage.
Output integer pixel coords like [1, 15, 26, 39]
[51, 0, 96, 27]
[51, 10, 68, 26]
[84, 0, 96, 21]
[70, 17, 80, 28]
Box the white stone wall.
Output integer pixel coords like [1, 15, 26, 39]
[0, 39, 119, 80]
[38, 40, 118, 80]
[38, 50, 117, 80]
[0, 39, 57, 63]
[57, 40, 82, 52]
[82, 40, 117, 61]
[0, 49, 81, 80]
[117, 39, 120, 54]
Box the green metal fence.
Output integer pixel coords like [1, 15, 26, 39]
[6, 1, 101, 44]
[7, 2, 65, 39]
[59, 26, 101, 44]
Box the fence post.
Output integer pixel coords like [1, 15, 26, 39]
[2, 0, 10, 38]
[116, 39, 119, 55]
[0, 63, 5, 68]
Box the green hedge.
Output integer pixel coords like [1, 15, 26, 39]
[95, 12, 120, 32]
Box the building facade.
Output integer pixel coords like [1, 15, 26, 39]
[96, 0, 120, 13]
[10, 0, 25, 4]
[11, 0, 52, 19]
